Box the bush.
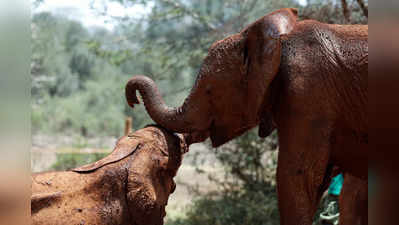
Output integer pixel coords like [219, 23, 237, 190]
[167, 129, 280, 225]
[167, 189, 279, 225]
[50, 153, 107, 171]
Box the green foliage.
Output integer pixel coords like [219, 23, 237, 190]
[167, 129, 280, 225]
[31, 13, 85, 99]
[112, 0, 299, 83]
[214, 130, 278, 190]
[32, 0, 367, 138]
[32, 70, 129, 137]
[32, 2, 368, 222]
[31, 12, 155, 136]
[300, 0, 368, 24]
[51, 153, 108, 171]
[167, 190, 279, 225]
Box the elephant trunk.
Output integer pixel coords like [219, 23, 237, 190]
[125, 75, 210, 133]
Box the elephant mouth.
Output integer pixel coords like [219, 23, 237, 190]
[209, 130, 229, 147]
[209, 122, 255, 147]
[131, 204, 165, 225]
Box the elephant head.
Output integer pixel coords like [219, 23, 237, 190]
[123, 127, 184, 225]
[126, 8, 298, 147]
[32, 126, 185, 225]
[74, 126, 184, 225]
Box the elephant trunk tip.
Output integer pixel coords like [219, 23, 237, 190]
[125, 77, 142, 108]
[127, 95, 140, 108]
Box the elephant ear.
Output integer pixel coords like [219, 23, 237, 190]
[243, 8, 298, 75]
[72, 135, 146, 173]
[242, 8, 298, 137]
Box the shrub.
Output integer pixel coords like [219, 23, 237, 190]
[167, 189, 279, 225]
[167, 129, 280, 225]
[50, 153, 107, 171]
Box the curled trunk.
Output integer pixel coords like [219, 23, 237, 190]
[125, 75, 210, 133]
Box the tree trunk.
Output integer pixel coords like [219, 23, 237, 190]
[124, 117, 133, 135]
[340, 0, 351, 23]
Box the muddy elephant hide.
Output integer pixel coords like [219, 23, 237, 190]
[31, 126, 186, 225]
[338, 173, 368, 225]
[125, 8, 368, 225]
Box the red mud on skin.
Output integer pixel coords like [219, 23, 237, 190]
[31, 126, 185, 225]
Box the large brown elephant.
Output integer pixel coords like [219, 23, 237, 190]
[339, 173, 368, 225]
[31, 126, 187, 225]
[125, 8, 367, 225]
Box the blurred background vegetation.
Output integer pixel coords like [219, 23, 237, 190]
[31, 0, 367, 224]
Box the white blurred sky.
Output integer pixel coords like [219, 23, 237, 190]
[34, 0, 151, 30]
[34, 0, 307, 30]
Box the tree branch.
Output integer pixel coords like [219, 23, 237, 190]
[355, 0, 368, 18]
[231, 166, 252, 185]
[209, 0, 259, 37]
[159, 0, 217, 30]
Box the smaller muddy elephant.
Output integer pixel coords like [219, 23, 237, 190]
[31, 126, 187, 225]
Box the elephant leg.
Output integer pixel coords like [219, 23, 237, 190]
[277, 119, 333, 225]
[339, 173, 368, 225]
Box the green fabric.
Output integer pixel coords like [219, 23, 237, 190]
[328, 174, 344, 196]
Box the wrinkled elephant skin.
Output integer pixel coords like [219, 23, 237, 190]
[339, 173, 368, 225]
[125, 8, 368, 225]
[31, 126, 186, 225]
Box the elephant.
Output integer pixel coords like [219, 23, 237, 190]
[317, 171, 368, 225]
[338, 173, 368, 225]
[125, 8, 368, 225]
[31, 125, 187, 225]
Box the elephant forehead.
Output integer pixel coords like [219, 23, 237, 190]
[128, 126, 165, 140]
[126, 127, 170, 149]
[73, 127, 169, 173]
[132, 126, 183, 154]
[73, 126, 184, 173]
